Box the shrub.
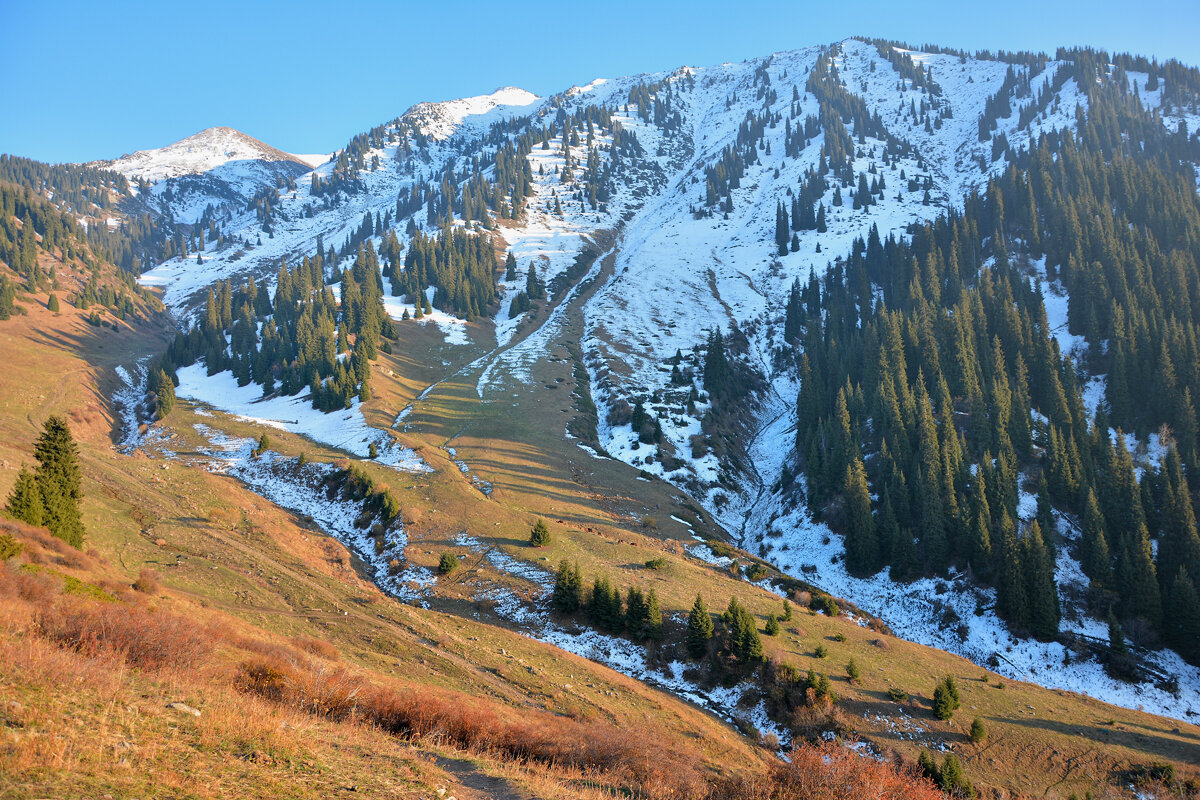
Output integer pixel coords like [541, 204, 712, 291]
[292, 636, 340, 660]
[970, 716, 987, 744]
[817, 595, 839, 616]
[529, 518, 551, 547]
[132, 568, 161, 594]
[887, 687, 909, 702]
[814, 643, 828, 658]
[438, 552, 460, 574]
[711, 742, 944, 799]
[846, 658, 861, 683]
[37, 595, 210, 671]
[644, 557, 668, 570]
[832, 632, 847, 642]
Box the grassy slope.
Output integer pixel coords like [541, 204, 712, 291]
[0, 269, 767, 800]
[0, 240, 1198, 798]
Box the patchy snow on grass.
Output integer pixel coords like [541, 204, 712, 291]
[175, 363, 427, 472]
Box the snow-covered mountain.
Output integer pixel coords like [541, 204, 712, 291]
[93, 126, 320, 224]
[401, 86, 541, 140]
[133, 39, 1200, 719]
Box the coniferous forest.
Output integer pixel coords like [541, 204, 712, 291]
[775, 47, 1200, 662]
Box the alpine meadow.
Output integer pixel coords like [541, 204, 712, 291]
[4, 6, 1200, 797]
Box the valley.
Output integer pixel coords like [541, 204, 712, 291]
[4, 33, 1200, 799]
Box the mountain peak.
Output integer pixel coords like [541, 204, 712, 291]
[400, 86, 541, 140]
[95, 126, 315, 183]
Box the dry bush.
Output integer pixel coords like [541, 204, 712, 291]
[0, 565, 59, 606]
[291, 636, 340, 660]
[710, 741, 943, 799]
[0, 519, 96, 570]
[793, 590, 812, 608]
[132, 568, 161, 594]
[36, 594, 212, 671]
[234, 658, 705, 798]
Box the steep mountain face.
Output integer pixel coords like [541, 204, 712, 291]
[127, 38, 1200, 718]
[92, 126, 320, 224]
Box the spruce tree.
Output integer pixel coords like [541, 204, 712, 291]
[1165, 568, 1200, 664]
[150, 368, 175, 419]
[530, 518, 551, 547]
[553, 560, 583, 612]
[687, 593, 714, 658]
[932, 675, 960, 720]
[5, 466, 45, 527]
[842, 455, 879, 574]
[1080, 488, 1111, 584]
[32, 415, 83, 548]
[1022, 521, 1060, 640]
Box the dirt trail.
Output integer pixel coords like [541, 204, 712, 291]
[432, 754, 538, 800]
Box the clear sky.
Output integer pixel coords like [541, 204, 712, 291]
[3, 0, 1198, 164]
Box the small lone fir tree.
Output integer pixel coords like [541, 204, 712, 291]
[529, 518, 551, 547]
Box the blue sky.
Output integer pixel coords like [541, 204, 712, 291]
[3, 0, 1198, 164]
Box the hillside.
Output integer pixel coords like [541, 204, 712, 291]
[4, 34, 1200, 799]
[130, 38, 1200, 719]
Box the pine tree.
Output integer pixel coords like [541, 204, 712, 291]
[842, 456, 879, 574]
[5, 466, 45, 527]
[644, 588, 663, 640]
[969, 717, 987, 744]
[1165, 568, 1200, 664]
[47, 292, 59, 312]
[932, 675, 960, 720]
[1080, 488, 1111, 584]
[938, 753, 972, 795]
[530, 518, 551, 547]
[687, 593, 714, 658]
[1023, 521, 1060, 640]
[32, 416, 83, 548]
[553, 560, 583, 612]
[150, 368, 175, 419]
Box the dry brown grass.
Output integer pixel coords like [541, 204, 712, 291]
[235, 650, 709, 798]
[711, 742, 945, 800]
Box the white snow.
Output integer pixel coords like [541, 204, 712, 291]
[174, 363, 427, 472]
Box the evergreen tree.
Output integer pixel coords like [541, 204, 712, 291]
[530, 518, 551, 547]
[1022, 521, 1060, 640]
[552, 560, 583, 613]
[1165, 568, 1200, 664]
[842, 455, 879, 573]
[932, 675, 961, 720]
[31, 415, 83, 548]
[687, 593, 714, 658]
[5, 466, 44, 527]
[1080, 488, 1111, 584]
[150, 368, 175, 419]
